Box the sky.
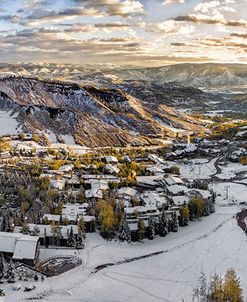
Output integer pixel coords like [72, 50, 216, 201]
[0, 0, 247, 66]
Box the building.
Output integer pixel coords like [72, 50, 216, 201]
[0, 232, 40, 266]
[124, 205, 160, 232]
[50, 179, 66, 190]
[117, 187, 138, 199]
[59, 164, 74, 173]
[141, 192, 168, 209]
[90, 180, 109, 191]
[62, 203, 88, 222]
[105, 164, 120, 175]
[0, 151, 11, 160]
[85, 189, 103, 199]
[101, 156, 118, 164]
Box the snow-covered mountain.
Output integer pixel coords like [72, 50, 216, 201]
[110, 63, 247, 89]
[1, 63, 247, 89]
[0, 77, 205, 147]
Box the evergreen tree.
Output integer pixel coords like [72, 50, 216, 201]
[158, 211, 168, 237]
[32, 226, 40, 236]
[0, 255, 3, 281]
[204, 199, 211, 216]
[137, 219, 145, 241]
[0, 215, 6, 232]
[118, 220, 131, 243]
[146, 217, 155, 240]
[34, 274, 39, 282]
[209, 199, 215, 213]
[170, 211, 178, 232]
[75, 235, 84, 249]
[21, 221, 30, 235]
[188, 199, 196, 220]
[67, 226, 76, 247]
[193, 273, 208, 302]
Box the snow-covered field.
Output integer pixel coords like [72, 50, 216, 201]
[3, 181, 247, 302]
[177, 158, 217, 180]
[217, 163, 247, 180]
[0, 110, 20, 135]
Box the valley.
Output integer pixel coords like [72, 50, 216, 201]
[0, 63, 247, 302]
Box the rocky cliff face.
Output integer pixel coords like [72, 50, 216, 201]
[0, 77, 205, 147]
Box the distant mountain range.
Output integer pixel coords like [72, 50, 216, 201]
[1, 62, 247, 89]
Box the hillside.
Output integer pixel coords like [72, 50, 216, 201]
[111, 63, 247, 88]
[0, 77, 205, 147]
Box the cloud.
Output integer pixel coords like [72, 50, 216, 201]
[0, 29, 143, 56]
[174, 14, 247, 27]
[72, 0, 145, 17]
[24, 0, 51, 9]
[146, 20, 195, 35]
[23, 8, 100, 26]
[162, 0, 185, 4]
[62, 22, 131, 33]
[230, 32, 247, 38]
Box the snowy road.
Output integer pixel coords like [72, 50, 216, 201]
[3, 181, 247, 302]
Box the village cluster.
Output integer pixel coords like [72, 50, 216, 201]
[0, 133, 217, 276]
[0, 128, 246, 288]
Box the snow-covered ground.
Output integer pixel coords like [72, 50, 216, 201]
[216, 163, 247, 180]
[178, 158, 217, 180]
[3, 181, 247, 302]
[0, 110, 20, 135]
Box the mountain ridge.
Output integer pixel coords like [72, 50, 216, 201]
[0, 76, 205, 147]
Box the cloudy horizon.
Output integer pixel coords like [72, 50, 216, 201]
[0, 0, 247, 66]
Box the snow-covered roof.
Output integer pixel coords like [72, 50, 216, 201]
[136, 175, 163, 186]
[90, 180, 109, 191]
[164, 176, 184, 186]
[187, 189, 211, 199]
[175, 150, 185, 156]
[118, 187, 138, 197]
[59, 164, 74, 172]
[85, 189, 103, 199]
[124, 205, 157, 215]
[105, 164, 120, 174]
[172, 195, 189, 206]
[147, 166, 164, 174]
[141, 192, 167, 208]
[15, 224, 78, 239]
[166, 185, 188, 195]
[185, 144, 197, 153]
[13, 235, 39, 260]
[50, 179, 66, 190]
[0, 232, 39, 260]
[102, 156, 118, 163]
[62, 203, 88, 219]
[148, 154, 166, 164]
